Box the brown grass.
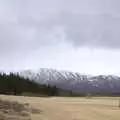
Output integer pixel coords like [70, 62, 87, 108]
[0, 97, 41, 120]
[0, 95, 120, 120]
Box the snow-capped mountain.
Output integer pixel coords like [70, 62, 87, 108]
[18, 68, 120, 94]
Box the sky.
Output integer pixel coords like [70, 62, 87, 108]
[0, 0, 120, 75]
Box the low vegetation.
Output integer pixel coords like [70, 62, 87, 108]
[0, 98, 41, 120]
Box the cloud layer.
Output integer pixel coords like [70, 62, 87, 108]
[1, 0, 120, 55]
[0, 0, 120, 74]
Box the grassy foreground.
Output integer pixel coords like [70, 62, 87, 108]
[0, 95, 120, 120]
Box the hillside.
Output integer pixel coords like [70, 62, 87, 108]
[19, 68, 120, 95]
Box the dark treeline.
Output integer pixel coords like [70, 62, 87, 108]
[0, 72, 58, 96]
[0, 72, 120, 97]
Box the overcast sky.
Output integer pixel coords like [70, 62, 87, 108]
[0, 0, 120, 75]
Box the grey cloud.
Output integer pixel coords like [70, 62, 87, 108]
[59, 13, 120, 49]
[30, 12, 120, 49]
[15, 0, 120, 49]
[0, 0, 120, 58]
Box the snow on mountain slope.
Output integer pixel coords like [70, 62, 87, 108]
[18, 68, 120, 93]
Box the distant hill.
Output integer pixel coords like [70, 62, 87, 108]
[1, 68, 120, 97]
[18, 68, 120, 96]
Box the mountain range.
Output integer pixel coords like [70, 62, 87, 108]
[18, 68, 120, 94]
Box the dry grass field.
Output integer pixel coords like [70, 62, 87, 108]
[0, 95, 120, 120]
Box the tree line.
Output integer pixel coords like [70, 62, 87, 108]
[0, 72, 58, 96]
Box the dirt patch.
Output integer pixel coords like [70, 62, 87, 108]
[0, 99, 41, 120]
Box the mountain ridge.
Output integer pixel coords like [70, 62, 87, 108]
[18, 68, 120, 94]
